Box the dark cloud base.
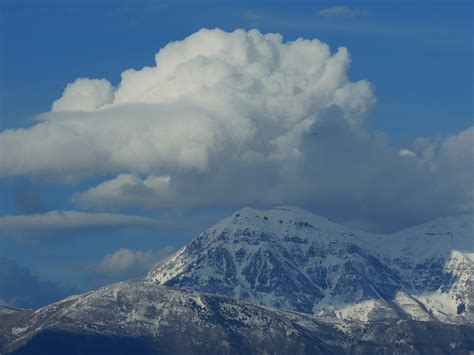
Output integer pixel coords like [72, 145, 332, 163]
[0, 258, 78, 309]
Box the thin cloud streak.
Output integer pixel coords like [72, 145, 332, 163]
[0, 211, 155, 238]
[242, 12, 470, 49]
[319, 6, 368, 18]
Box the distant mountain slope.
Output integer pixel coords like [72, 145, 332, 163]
[147, 207, 473, 324]
[1, 207, 472, 354]
[1, 282, 473, 355]
[0, 281, 349, 354]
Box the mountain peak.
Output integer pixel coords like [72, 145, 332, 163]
[147, 207, 472, 324]
[3, 209, 473, 354]
[211, 205, 349, 239]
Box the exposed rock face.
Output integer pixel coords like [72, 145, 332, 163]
[1, 282, 473, 355]
[147, 207, 473, 324]
[0, 282, 349, 354]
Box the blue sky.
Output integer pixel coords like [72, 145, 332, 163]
[0, 1, 472, 298]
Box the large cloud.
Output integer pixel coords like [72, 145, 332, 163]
[0, 28, 471, 231]
[0, 28, 375, 180]
[73, 111, 473, 232]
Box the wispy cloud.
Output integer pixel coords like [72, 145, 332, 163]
[71, 173, 173, 211]
[243, 10, 264, 22]
[90, 247, 175, 276]
[263, 17, 469, 49]
[237, 7, 468, 49]
[319, 5, 368, 18]
[0, 211, 155, 238]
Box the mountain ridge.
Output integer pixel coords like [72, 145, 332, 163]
[1, 281, 473, 354]
[1, 206, 472, 354]
[147, 206, 473, 324]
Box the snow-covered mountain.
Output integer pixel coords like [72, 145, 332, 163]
[147, 206, 473, 324]
[0, 281, 345, 354]
[1, 281, 472, 354]
[1, 206, 473, 354]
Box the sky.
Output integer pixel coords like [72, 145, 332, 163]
[0, 0, 472, 306]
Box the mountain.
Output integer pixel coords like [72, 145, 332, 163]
[0, 281, 345, 354]
[1, 206, 473, 354]
[147, 207, 472, 324]
[1, 282, 472, 354]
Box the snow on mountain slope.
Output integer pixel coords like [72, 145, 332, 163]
[1, 208, 472, 354]
[146, 207, 473, 324]
[382, 215, 473, 322]
[0, 281, 349, 354]
[2, 282, 473, 355]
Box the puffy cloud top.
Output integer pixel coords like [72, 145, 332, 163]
[0, 28, 471, 231]
[0, 29, 375, 180]
[113, 29, 374, 127]
[52, 78, 115, 112]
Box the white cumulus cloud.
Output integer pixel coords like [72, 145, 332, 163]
[0, 28, 375, 181]
[0, 28, 471, 232]
[52, 78, 115, 112]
